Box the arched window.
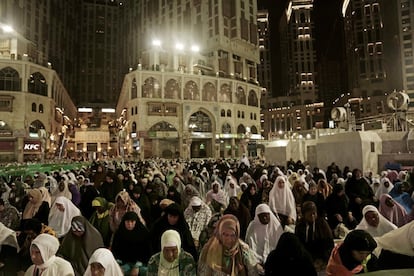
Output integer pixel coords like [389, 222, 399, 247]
[134, 106, 138, 115]
[242, 111, 245, 119]
[251, 126, 258, 134]
[222, 123, 232, 134]
[248, 90, 258, 107]
[142, 77, 161, 98]
[202, 82, 216, 101]
[184, 81, 199, 100]
[149, 121, 177, 131]
[131, 108, 134, 116]
[165, 79, 181, 99]
[0, 67, 21, 91]
[32, 103, 37, 112]
[237, 124, 246, 134]
[237, 111, 241, 118]
[29, 120, 45, 135]
[131, 121, 137, 133]
[131, 78, 137, 99]
[39, 104, 44, 113]
[219, 84, 232, 102]
[188, 111, 212, 132]
[236, 86, 246, 104]
[300, 12, 306, 23]
[28, 72, 47, 96]
[221, 109, 225, 117]
[227, 109, 232, 117]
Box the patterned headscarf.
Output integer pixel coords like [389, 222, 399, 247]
[199, 214, 247, 276]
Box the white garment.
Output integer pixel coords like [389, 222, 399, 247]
[25, 234, 74, 276]
[245, 204, 284, 263]
[355, 205, 397, 237]
[48, 196, 81, 238]
[374, 220, 414, 257]
[375, 177, 393, 200]
[83, 248, 123, 276]
[0, 222, 19, 250]
[268, 176, 297, 221]
[224, 177, 240, 198]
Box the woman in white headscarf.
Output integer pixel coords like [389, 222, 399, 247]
[83, 248, 123, 276]
[375, 177, 393, 200]
[245, 203, 284, 264]
[147, 229, 196, 275]
[268, 175, 297, 226]
[24, 233, 74, 276]
[356, 205, 397, 237]
[48, 196, 81, 238]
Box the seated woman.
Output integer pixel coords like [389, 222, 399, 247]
[147, 229, 196, 275]
[22, 189, 50, 225]
[48, 196, 81, 239]
[24, 234, 74, 276]
[150, 203, 197, 260]
[223, 196, 251, 240]
[58, 216, 104, 276]
[198, 214, 262, 275]
[355, 205, 397, 237]
[89, 197, 113, 247]
[112, 211, 152, 275]
[268, 176, 297, 227]
[378, 193, 408, 227]
[265, 232, 317, 276]
[17, 219, 56, 274]
[109, 190, 145, 233]
[325, 183, 357, 233]
[295, 201, 334, 272]
[375, 220, 414, 270]
[326, 230, 378, 276]
[84, 248, 123, 276]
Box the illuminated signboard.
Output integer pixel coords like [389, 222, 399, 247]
[24, 141, 41, 152]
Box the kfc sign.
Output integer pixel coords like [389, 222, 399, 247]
[24, 141, 41, 152]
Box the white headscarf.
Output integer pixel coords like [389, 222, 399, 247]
[224, 176, 240, 198]
[268, 176, 297, 221]
[158, 230, 181, 276]
[374, 220, 414, 257]
[375, 177, 393, 199]
[48, 196, 81, 238]
[84, 248, 123, 276]
[355, 205, 397, 237]
[245, 203, 284, 263]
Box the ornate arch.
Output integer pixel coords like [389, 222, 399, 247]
[237, 124, 246, 134]
[202, 82, 216, 101]
[184, 80, 199, 100]
[28, 72, 47, 96]
[149, 121, 177, 131]
[0, 66, 21, 91]
[248, 90, 258, 107]
[236, 86, 246, 105]
[219, 84, 232, 103]
[142, 77, 161, 98]
[165, 79, 181, 99]
[131, 78, 137, 99]
[188, 111, 212, 132]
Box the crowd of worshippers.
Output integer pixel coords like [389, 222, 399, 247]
[0, 158, 413, 275]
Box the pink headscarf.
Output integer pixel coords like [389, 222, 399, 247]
[378, 194, 408, 227]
